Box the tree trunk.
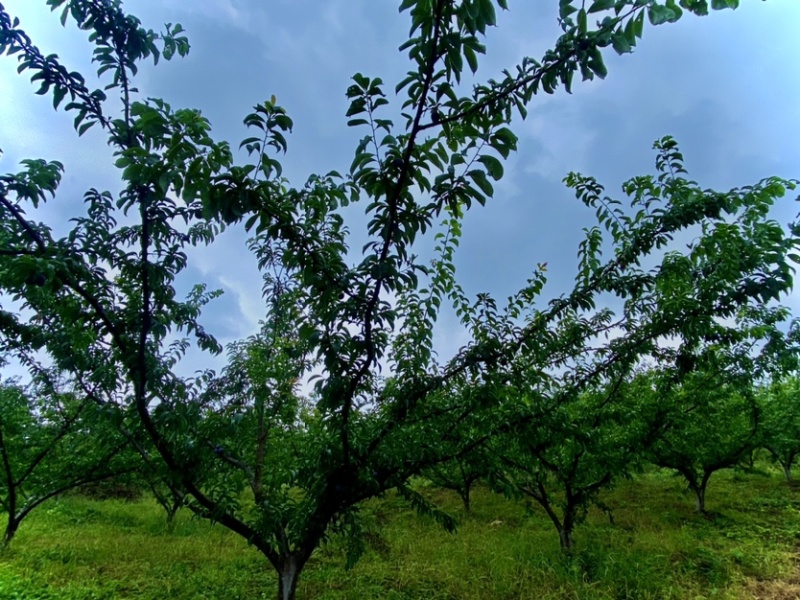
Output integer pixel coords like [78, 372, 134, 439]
[165, 504, 179, 533]
[694, 485, 706, 514]
[277, 555, 302, 600]
[782, 462, 793, 483]
[557, 525, 574, 553]
[532, 492, 575, 553]
[3, 515, 19, 549]
[692, 472, 712, 514]
[460, 481, 472, 513]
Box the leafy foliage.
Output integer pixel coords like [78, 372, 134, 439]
[0, 376, 132, 546]
[760, 376, 800, 482]
[0, 0, 793, 599]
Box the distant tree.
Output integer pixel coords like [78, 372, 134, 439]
[1, 1, 797, 598]
[647, 306, 799, 513]
[490, 371, 660, 552]
[424, 447, 492, 513]
[422, 381, 496, 514]
[492, 389, 620, 552]
[760, 376, 800, 482]
[650, 375, 758, 514]
[140, 471, 185, 530]
[0, 376, 132, 547]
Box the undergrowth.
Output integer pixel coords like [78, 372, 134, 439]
[1, 467, 798, 599]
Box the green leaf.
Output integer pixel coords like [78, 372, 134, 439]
[52, 86, 68, 110]
[578, 8, 588, 34]
[478, 155, 504, 180]
[480, 0, 497, 26]
[464, 45, 479, 74]
[559, 0, 578, 19]
[680, 0, 709, 15]
[666, 0, 684, 20]
[648, 5, 676, 25]
[468, 169, 494, 196]
[588, 0, 616, 13]
[587, 48, 608, 79]
[611, 31, 632, 55]
[77, 121, 94, 136]
[633, 10, 645, 37]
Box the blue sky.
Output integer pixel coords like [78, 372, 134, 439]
[1, 0, 799, 370]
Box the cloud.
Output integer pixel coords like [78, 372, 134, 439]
[522, 107, 599, 182]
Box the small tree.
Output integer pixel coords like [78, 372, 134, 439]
[424, 443, 492, 513]
[0, 377, 132, 547]
[652, 380, 757, 513]
[645, 305, 798, 513]
[645, 357, 756, 513]
[760, 376, 800, 482]
[491, 374, 655, 552]
[138, 472, 185, 530]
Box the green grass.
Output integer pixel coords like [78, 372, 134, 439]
[2, 467, 800, 599]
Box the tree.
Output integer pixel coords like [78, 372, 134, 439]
[0, 375, 132, 547]
[424, 443, 492, 513]
[487, 152, 800, 547]
[1, 1, 797, 598]
[143, 476, 185, 530]
[491, 375, 653, 552]
[760, 376, 800, 482]
[649, 371, 758, 514]
[643, 311, 793, 514]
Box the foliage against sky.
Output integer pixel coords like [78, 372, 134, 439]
[1, 0, 798, 366]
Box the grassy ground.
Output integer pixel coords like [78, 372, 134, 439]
[1, 467, 799, 599]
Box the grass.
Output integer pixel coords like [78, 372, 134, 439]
[1, 466, 800, 599]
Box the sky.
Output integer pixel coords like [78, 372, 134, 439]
[1, 0, 799, 374]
